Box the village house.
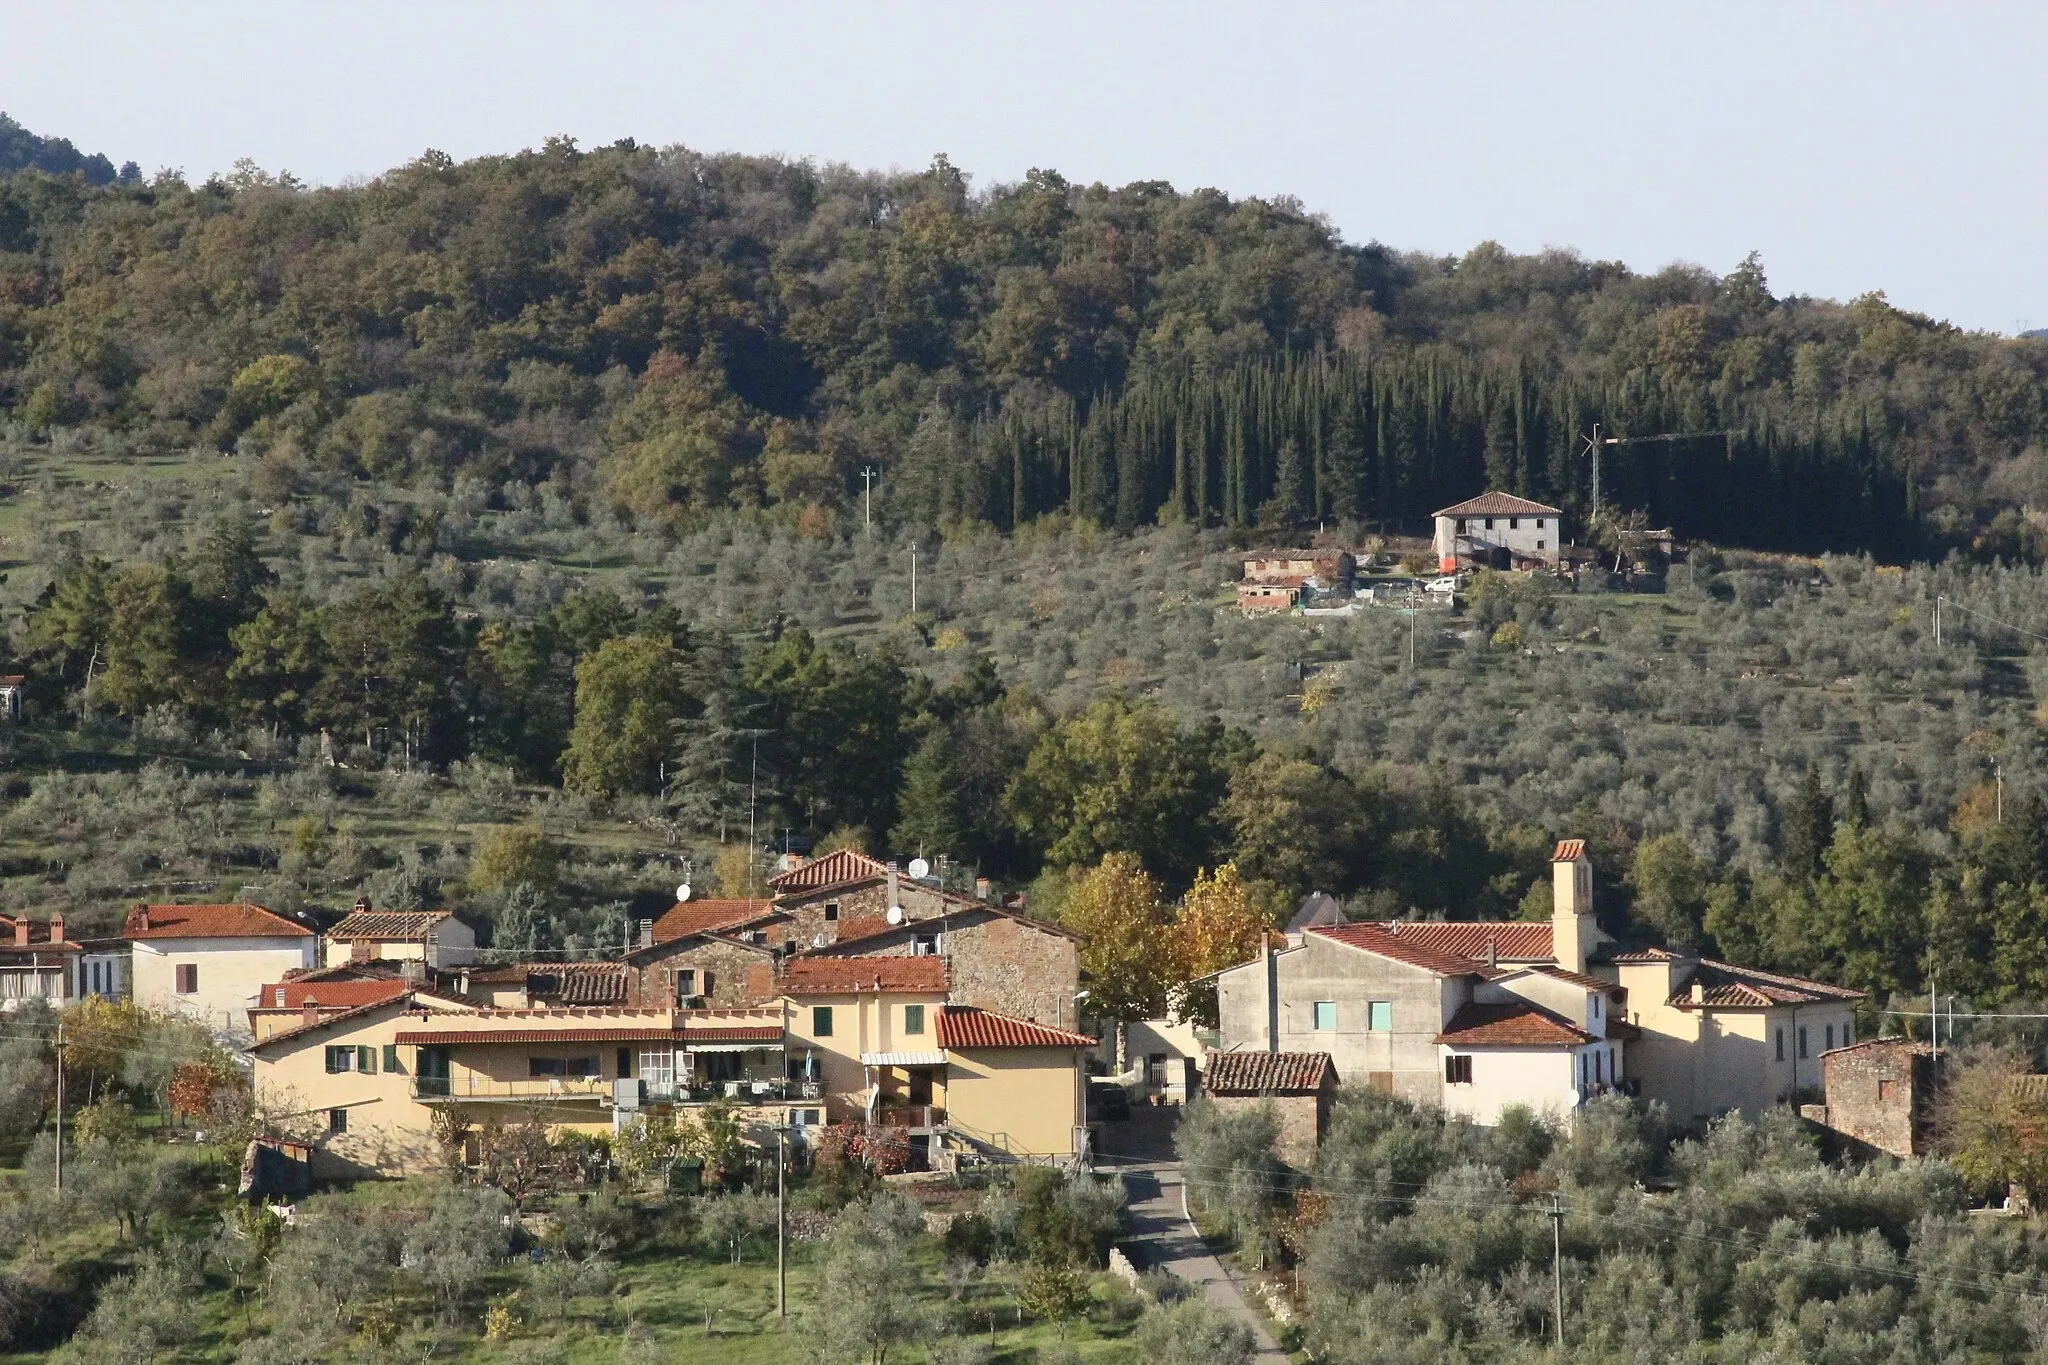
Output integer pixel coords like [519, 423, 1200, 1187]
[1432, 492, 1564, 571]
[1808, 1037, 1941, 1160]
[805, 894, 1084, 1031]
[1235, 582, 1301, 614]
[247, 973, 415, 1042]
[1202, 1050, 1336, 1169]
[322, 902, 476, 970]
[617, 897, 784, 1008]
[0, 916, 81, 1007]
[125, 902, 320, 1040]
[1242, 550, 1357, 591]
[1608, 945, 1863, 1120]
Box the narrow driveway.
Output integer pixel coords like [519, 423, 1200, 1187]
[1099, 1109, 1289, 1363]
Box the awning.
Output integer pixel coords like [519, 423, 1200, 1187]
[685, 1042, 782, 1053]
[860, 1051, 946, 1067]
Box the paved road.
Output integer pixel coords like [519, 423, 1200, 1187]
[1099, 1109, 1289, 1363]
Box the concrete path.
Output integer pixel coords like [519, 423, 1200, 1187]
[1099, 1110, 1289, 1363]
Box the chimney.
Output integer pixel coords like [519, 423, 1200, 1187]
[457, 968, 471, 996]
[125, 904, 150, 935]
[637, 919, 654, 949]
[1263, 937, 1280, 1053]
[353, 894, 371, 915]
[975, 877, 991, 901]
[351, 938, 373, 964]
[1486, 935, 1498, 970]
[47, 915, 63, 945]
[11, 919, 26, 948]
[1550, 839, 1596, 975]
[1690, 978, 1705, 1006]
[301, 1000, 320, 1028]
[887, 861, 900, 911]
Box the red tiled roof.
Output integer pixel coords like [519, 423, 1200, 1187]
[466, 963, 629, 1005]
[1436, 1001, 1594, 1047]
[830, 915, 897, 945]
[0, 919, 81, 953]
[936, 1005, 1095, 1049]
[254, 979, 409, 1010]
[248, 995, 415, 1049]
[124, 903, 313, 940]
[651, 899, 776, 944]
[1603, 946, 1683, 964]
[1552, 839, 1586, 862]
[782, 956, 947, 995]
[1525, 964, 1620, 993]
[1671, 960, 1864, 1009]
[394, 1026, 690, 1045]
[767, 848, 887, 893]
[328, 910, 454, 941]
[1310, 923, 1507, 977]
[1204, 1051, 1333, 1095]
[1434, 492, 1563, 518]
[1347, 920, 1555, 964]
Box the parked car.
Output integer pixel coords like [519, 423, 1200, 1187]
[1087, 1079, 1131, 1121]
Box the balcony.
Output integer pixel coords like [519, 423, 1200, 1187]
[412, 1075, 610, 1102]
[633, 1078, 823, 1106]
[876, 1101, 944, 1129]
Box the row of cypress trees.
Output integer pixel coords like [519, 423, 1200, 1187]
[901, 349, 1914, 556]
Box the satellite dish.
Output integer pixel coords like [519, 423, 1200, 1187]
[675, 883, 692, 903]
[886, 906, 905, 925]
[907, 857, 931, 880]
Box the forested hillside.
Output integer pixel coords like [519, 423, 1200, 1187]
[1, 122, 2046, 556]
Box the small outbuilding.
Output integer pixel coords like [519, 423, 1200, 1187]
[1202, 1050, 1336, 1169]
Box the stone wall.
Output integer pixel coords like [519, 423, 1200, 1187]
[626, 937, 775, 1007]
[1820, 1040, 1937, 1159]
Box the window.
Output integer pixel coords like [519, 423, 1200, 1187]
[1595, 1051, 1604, 1084]
[824, 901, 839, 922]
[701, 971, 716, 996]
[1367, 1001, 1393, 1032]
[356, 1045, 376, 1075]
[795, 1108, 822, 1126]
[529, 1056, 600, 1078]
[175, 963, 198, 995]
[1445, 1055, 1473, 1084]
[1798, 1027, 1809, 1059]
[383, 1044, 402, 1074]
[640, 1047, 675, 1090]
[904, 1005, 925, 1035]
[1592, 995, 1601, 1020]
[1456, 518, 1467, 533]
[1536, 519, 1545, 529]
[1775, 1028, 1785, 1062]
[813, 1006, 834, 1037]
[1509, 517, 1520, 530]
[1825, 1024, 1835, 1051]
[1878, 1078, 1896, 1102]
[324, 1045, 354, 1074]
[1484, 517, 1496, 530]
[675, 969, 697, 999]
[327, 1107, 348, 1134]
[1536, 540, 1546, 550]
[1311, 1001, 1337, 1031]
[617, 1048, 632, 1078]
[913, 932, 941, 956]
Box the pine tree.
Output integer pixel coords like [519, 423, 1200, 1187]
[1780, 764, 1835, 883]
[890, 728, 965, 857]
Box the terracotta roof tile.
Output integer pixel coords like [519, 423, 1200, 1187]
[124, 903, 313, 941]
[1436, 1001, 1594, 1047]
[829, 915, 897, 945]
[1525, 964, 1619, 993]
[469, 963, 629, 1005]
[1671, 960, 1864, 1009]
[1204, 1051, 1333, 1095]
[1552, 839, 1586, 862]
[650, 899, 777, 943]
[766, 848, 887, 892]
[685, 1026, 785, 1043]
[254, 979, 409, 1010]
[1433, 492, 1563, 518]
[395, 1025, 688, 1046]
[328, 910, 454, 941]
[248, 995, 414, 1049]
[781, 956, 947, 995]
[1345, 920, 1554, 964]
[1310, 923, 1505, 977]
[936, 1005, 1095, 1049]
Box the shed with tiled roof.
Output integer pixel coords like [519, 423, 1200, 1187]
[1201, 1050, 1337, 1169]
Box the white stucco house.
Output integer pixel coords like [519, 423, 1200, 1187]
[1433, 492, 1564, 571]
[124, 902, 320, 1042]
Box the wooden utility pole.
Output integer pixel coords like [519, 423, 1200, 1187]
[776, 1126, 788, 1317]
[1549, 1193, 1565, 1348]
[53, 1018, 64, 1195]
[910, 546, 918, 615]
[861, 467, 878, 534]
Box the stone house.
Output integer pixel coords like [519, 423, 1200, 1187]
[1241, 551, 1357, 591]
[804, 897, 1084, 1032]
[618, 897, 783, 1007]
[1202, 1050, 1335, 1169]
[1812, 1037, 1941, 1159]
[1236, 583, 1300, 614]
[1432, 492, 1564, 571]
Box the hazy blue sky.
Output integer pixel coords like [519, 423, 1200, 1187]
[7, 2, 2044, 333]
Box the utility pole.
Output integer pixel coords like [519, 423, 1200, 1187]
[910, 545, 918, 615]
[53, 1018, 64, 1195]
[861, 467, 877, 534]
[1589, 422, 1602, 518]
[776, 1126, 788, 1317]
[746, 738, 758, 896]
[1408, 608, 1417, 669]
[1996, 761, 2005, 824]
[1934, 595, 1942, 648]
[1549, 1192, 1565, 1348]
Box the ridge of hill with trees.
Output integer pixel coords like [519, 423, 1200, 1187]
[0, 119, 2045, 559]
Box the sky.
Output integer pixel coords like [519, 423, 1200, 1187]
[5, 2, 2045, 334]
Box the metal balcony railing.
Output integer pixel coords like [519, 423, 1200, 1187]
[412, 1075, 609, 1101]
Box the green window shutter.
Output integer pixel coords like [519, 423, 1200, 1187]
[383, 1044, 402, 1074]
[814, 1006, 833, 1037]
[905, 1005, 925, 1036]
[358, 1045, 376, 1074]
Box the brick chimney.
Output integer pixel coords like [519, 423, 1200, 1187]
[975, 877, 991, 901]
[351, 938, 373, 964]
[12, 919, 27, 948]
[47, 914, 63, 945]
[301, 1000, 321, 1028]
[638, 919, 654, 949]
[125, 903, 149, 935]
